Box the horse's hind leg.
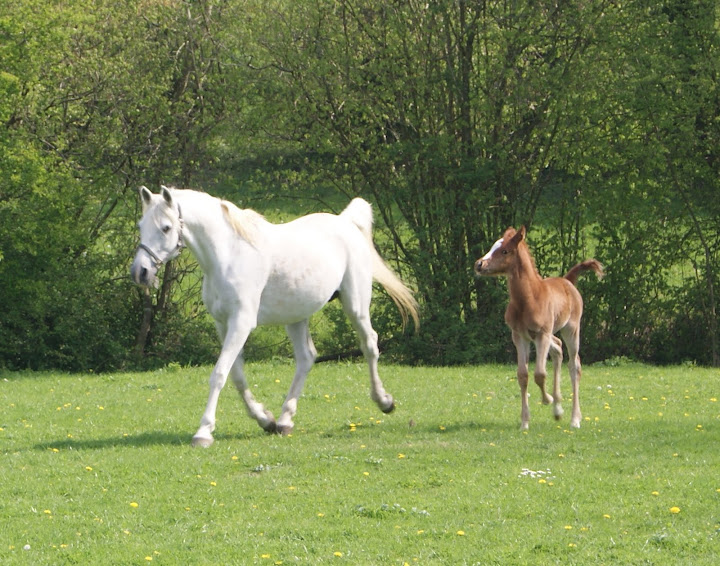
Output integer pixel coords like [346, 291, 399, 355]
[549, 335, 564, 420]
[276, 320, 317, 436]
[341, 294, 394, 413]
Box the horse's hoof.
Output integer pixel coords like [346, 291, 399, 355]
[191, 436, 214, 448]
[276, 423, 294, 436]
[262, 421, 277, 434]
[381, 400, 395, 414]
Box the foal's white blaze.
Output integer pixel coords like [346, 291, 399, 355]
[482, 238, 504, 261]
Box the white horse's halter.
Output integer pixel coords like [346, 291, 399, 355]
[136, 203, 185, 268]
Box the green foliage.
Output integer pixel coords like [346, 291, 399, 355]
[2, 363, 719, 563]
[1, 0, 719, 369]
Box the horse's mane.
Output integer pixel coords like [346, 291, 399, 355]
[220, 200, 266, 246]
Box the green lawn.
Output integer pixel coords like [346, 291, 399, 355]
[1, 361, 718, 564]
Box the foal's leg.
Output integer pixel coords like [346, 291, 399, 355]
[533, 333, 555, 406]
[341, 295, 394, 413]
[192, 314, 256, 447]
[561, 325, 583, 428]
[512, 331, 532, 430]
[549, 335, 565, 420]
[276, 320, 317, 435]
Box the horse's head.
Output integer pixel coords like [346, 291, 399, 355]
[130, 185, 185, 287]
[474, 226, 526, 277]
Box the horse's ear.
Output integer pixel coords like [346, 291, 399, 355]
[518, 225, 527, 241]
[161, 185, 174, 207]
[139, 186, 153, 210]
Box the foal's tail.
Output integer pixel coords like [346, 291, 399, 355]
[341, 198, 420, 331]
[565, 259, 604, 286]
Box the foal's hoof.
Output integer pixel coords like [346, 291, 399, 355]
[191, 436, 214, 448]
[381, 400, 396, 414]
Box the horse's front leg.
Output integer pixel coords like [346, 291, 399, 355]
[228, 356, 277, 434]
[192, 315, 255, 447]
[276, 320, 317, 436]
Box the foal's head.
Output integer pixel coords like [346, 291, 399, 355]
[474, 226, 527, 277]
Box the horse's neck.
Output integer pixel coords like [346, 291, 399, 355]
[507, 247, 542, 305]
[176, 191, 237, 274]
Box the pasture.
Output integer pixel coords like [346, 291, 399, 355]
[1, 361, 718, 565]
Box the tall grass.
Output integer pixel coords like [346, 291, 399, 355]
[1, 361, 718, 564]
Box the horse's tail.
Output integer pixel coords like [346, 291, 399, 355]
[564, 259, 604, 286]
[341, 198, 420, 331]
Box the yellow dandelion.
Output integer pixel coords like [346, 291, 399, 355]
[652, 491, 659, 496]
[317, 513, 325, 517]
[261, 554, 271, 559]
[130, 502, 139, 508]
[363, 472, 370, 476]
[670, 506, 680, 514]
[603, 514, 611, 519]
[85, 466, 93, 471]
[457, 530, 465, 536]
[439, 425, 446, 431]
[398, 453, 406, 459]
[144, 557, 152, 562]
[334, 551, 343, 557]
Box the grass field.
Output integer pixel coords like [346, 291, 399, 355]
[1, 361, 719, 565]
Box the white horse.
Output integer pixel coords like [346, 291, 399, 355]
[131, 186, 419, 447]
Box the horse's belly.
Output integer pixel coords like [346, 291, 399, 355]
[256, 274, 340, 326]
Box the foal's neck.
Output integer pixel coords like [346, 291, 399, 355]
[507, 245, 542, 303]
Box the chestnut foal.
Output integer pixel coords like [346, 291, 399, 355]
[475, 227, 603, 430]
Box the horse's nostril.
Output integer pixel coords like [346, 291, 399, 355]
[140, 267, 148, 282]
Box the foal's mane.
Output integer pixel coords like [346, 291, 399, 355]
[220, 200, 266, 246]
[504, 227, 540, 276]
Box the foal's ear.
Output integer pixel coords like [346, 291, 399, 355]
[508, 226, 526, 247]
[139, 186, 153, 210]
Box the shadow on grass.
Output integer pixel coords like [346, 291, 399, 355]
[34, 430, 256, 451]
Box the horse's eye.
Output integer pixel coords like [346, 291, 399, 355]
[162, 225, 172, 234]
[501, 249, 508, 255]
